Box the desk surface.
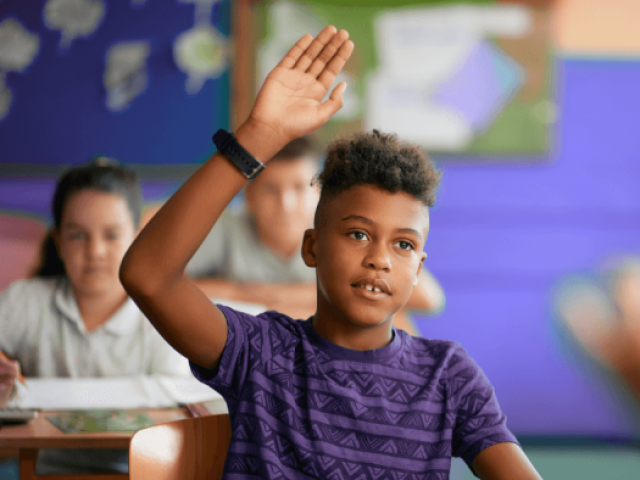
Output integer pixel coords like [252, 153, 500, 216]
[0, 409, 188, 450]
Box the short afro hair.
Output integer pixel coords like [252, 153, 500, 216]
[314, 130, 441, 227]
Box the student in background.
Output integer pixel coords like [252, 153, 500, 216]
[557, 258, 640, 403]
[0, 159, 188, 476]
[121, 27, 541, 479]
[186, 136, 445, 330]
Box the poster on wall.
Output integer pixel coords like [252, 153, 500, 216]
[256, 0, 555, 158]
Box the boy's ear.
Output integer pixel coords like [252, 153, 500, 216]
[301, 228, 318, 268]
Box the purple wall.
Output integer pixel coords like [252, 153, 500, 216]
[418, 59, 640, 436]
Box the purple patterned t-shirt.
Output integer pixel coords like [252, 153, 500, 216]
[191, 306, 518, 479]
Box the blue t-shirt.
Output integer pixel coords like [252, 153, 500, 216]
[191, 306, 518, 479]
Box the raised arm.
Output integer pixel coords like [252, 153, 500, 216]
[120, 27, 353, 369]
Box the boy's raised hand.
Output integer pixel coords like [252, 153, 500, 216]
[246, 26, 353, 153]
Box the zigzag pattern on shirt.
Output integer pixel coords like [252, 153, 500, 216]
[233, 407, 453, 462]
[244, 380, 454, 434]
[455, 389, 493, 419]
[230, 418, 453, 480]
[266, 355, 448, 407]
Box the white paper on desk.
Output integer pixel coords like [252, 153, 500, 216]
[156, 376, 223, 404]
[17, 375, 222, 410]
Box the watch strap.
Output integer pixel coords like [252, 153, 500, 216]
[212, 129, 265, 179]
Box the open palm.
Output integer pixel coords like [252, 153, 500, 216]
[248, 27, 354, 147]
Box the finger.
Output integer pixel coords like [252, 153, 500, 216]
[317, 39, 354, 90]
[293, 25, 338, 71]
[317, 82, 347, 123]
[0, 361, 18, 378]
[306, 29, 350, 78]
[277, 34, 314, 69]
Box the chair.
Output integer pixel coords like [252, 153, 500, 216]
[129, 414, 231, 480]
[0, 213, 46, 291]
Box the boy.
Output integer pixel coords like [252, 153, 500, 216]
[186, 136, 445, 326]
[121, 27, 542, 479]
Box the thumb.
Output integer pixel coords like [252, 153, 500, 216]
[317, 82, 347, 123]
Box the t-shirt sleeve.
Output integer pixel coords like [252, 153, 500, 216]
[189, 305, 279, 415]
[448, 344, 519, 470]
[185, 215, 227, 277]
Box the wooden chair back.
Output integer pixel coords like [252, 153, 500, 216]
[129, 414, 231, 480]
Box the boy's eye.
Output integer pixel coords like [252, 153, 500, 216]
[106, 232, 119, 241]
[396, 240, 414, 251]
[68, 232, 86, 240]
[349, 231, 368, 241]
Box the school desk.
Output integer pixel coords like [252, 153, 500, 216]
[0, 408, 188, 480]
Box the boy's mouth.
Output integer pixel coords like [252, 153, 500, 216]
[351, 278, 391, 295]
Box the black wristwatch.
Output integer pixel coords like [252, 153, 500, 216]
[212, 129, 265, 179]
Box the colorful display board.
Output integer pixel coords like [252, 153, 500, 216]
[0, 0, 230, 170]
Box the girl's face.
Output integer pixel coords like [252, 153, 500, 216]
[54, 189, 136, 299]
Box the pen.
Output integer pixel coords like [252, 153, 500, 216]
[0, 351, 25, 385]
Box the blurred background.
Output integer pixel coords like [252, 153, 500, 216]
[2, 0, 640, 477]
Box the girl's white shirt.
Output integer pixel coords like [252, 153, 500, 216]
[0, 277, 189, 379]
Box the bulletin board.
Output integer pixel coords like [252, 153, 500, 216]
[252, 0, 555, 158]
[0, 0, 231, 175]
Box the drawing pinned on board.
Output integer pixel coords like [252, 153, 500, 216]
[103, 40, 151, 112]
[364, 3, 552, 155]
[43, 0, 106, 51]
[0, 18, 40, 121]
[173, 24, 227, 95]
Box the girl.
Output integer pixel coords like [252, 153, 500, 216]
[0, 159, 188, 476]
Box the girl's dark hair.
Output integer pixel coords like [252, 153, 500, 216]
[33, 158, 142, 277]
[314, 130, 441, 227]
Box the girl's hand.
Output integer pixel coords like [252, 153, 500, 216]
[242, 26, 354, 159]
[0, 353, 20, 408]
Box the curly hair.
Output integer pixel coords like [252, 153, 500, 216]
[314, 130, 441, 227]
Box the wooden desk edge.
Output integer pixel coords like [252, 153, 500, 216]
[0, 408, 189, 450]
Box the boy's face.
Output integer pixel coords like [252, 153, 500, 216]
[245, 157, 319, 257]
[303, 185, 429, 330]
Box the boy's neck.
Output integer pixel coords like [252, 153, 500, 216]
[311, 313, 394, 351]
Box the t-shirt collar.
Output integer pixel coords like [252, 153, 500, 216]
[301, 318, 403, 363]
[54, 278, 139, 336]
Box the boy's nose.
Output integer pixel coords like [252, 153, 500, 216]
[364, 243, 392, 271]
